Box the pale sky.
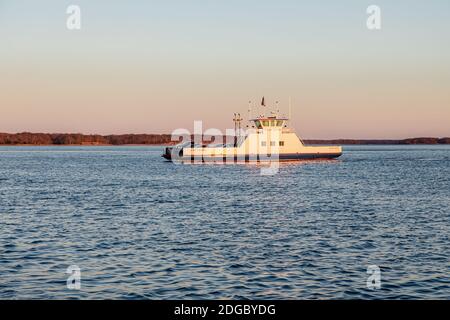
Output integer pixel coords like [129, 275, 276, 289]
[0, 0, 449, 139]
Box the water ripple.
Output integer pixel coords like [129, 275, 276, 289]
[0, 145, 449, 299]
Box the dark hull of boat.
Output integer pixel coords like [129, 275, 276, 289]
[162, 152, 342, 162]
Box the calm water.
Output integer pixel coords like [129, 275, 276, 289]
[0, 145, 449, 299]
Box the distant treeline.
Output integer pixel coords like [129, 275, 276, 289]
[304, 137, 450, 145]
[0, 133, 173, 145]
[0, 133, 449, 145]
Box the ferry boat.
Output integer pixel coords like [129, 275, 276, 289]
[163, 101, 342, 163]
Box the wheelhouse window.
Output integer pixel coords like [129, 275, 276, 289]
[255, 119, 285, 128]
[261, 141, 267, 146]
[279, 141, 284, 146]
[270, 141, 276, 146]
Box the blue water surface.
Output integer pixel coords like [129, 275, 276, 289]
[0, 145, 449, 299]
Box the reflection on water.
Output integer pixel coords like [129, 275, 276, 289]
[0, 145, 449, 299]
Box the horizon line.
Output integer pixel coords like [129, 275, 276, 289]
[0, 131, 449, 141]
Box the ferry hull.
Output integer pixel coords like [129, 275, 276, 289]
[162, 152, 342, 162]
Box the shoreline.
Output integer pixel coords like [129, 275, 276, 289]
[1, 142, 450, 147]
[0, 133, 449, 146]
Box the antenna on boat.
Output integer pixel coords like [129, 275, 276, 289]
[233, 113, 237, 147]
[237, 113, 243, 137]
[288, 96, 292, 126]
[248, 100, 252, 126]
